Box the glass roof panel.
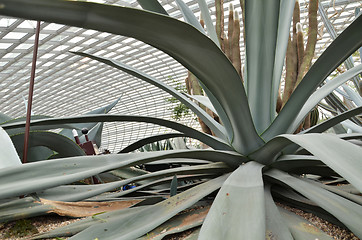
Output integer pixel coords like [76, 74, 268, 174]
[0, 0, 361, 152]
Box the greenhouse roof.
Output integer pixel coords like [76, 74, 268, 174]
[0, 0, 361, 152]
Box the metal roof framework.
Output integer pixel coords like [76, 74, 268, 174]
[0, 0, 361, 152]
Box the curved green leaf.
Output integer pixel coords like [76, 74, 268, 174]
[79, 122, 103, 147]
[137, 0, 168, 16]
[27, 146, 54, 162]
[271, 155, 322, 171]
[300, 178, 362, 205]
[266, 169, 362, 239]
[195, 0, 219, 46]
[278, 207, 333, 240]
[184, 93, 216, 114]
[0, 112, 12, 124]
[170, 175, 178, 196]
[264, 14, 362, 140]
[175, 0, 205, 33]
[0, 150, 242, 199]
[72, 52, 227, 140]
[270, 186, 343, 227]
[245, 0, 281, 133]
[92, 174, 214, 201]
[303, 106, 362, 133]
[119, 133, 186, 153]
[264, 185, 293, 240]
[199, 161, 265, 240]
[31, 206, 149, 239]
[59, 96, 120, 139]
[10, 131, 86, 159]
[69, 174, 229, 240]
[1, 115, 74, 136]
[253, 133, 362, 192]
[0, 126, 22, 168]
[137, 205, 209, 240]
[271, 0, 296, 121]
[290, 64, 362, 132]
[87, 162, 230, 202]
[2, 114, 232, 151]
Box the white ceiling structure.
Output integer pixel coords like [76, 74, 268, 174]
[0, 0, 361, 152]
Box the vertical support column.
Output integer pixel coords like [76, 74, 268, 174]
[23, 21, 41, 164]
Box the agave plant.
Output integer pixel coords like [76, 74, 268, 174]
[0, 97, 119, 162]
[0, 0, 362, 239]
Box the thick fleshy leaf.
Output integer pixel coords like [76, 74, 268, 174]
[0, 112, 12, 124]
[0, 198, 51, 223]
[341, 119, 362, 133]
[0, 197, 142, 223]
[72, 52, 227, 140]
[199, 161, 265, 240]
[0, 0, 265, 153]
[264, 14, 362, 140]
[195, 0, 219, 46]
[245, 0, 281, 133]
[303, 106, 362, 133]
[175, 0, 205, 33]
[300, 178, 362, 205]
[1, 115, 76, 136]
[79, 122, 103, 146]
[59, 97, 120, 139]
[271, 185, 335, 223]
[138, 205, 209, 240]
[281, 134, 362, 192]
[91, 174, 215, 201]
[252, 133, 362, 193]
[271, 155, 322, 171]
[85, 162, 229, 202]
[119, 133, 186, 153]
[0, 126, 22, 168]
[31, 206, 149, 239]
[184, 93, 216, 114]
[2, 114, 232, 151]
[10, 131, 86, 159]
[278, 207, 333, 240]
[271, 155, 337, 177]
[27, 146, 54, 162]
[136, 0, 168, 16]
[266, 169, 362, 238]
[264, 185, 293, 240]
[290, 64, 362, 132]
[0, 150, 240, 199]
[69, 174, 229, 240]
[342, 83, 362, 106]
[319, 2, 361, 90]
[170, 175, 178, 197]
[270, 0, 296, 120]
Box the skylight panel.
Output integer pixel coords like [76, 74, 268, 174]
[0, 43, 12, 49]
[68, 36, 85, 43]
[55, 54, 68, 60]
[40, 53, 55, 59]
[17, 20, 36, 29]
[3, 32, 28, 39]
[83, 39, 98, 45]
[43, 23, 64, 31]
[29, 34, 49, 41]
[3, 52, 21, 58]
[0, 18, 16, 27]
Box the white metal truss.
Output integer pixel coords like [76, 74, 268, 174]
[0, 0, 361, 152]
